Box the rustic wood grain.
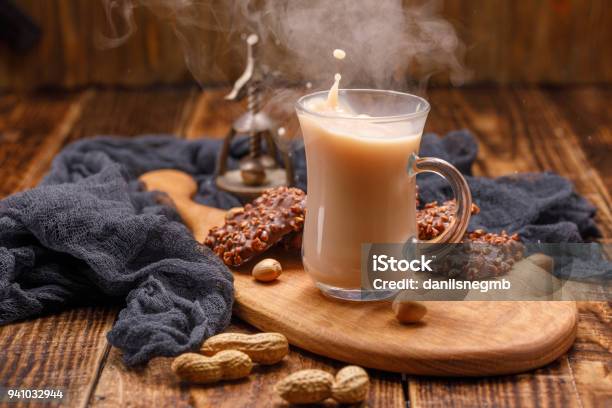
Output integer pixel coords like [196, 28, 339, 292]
[0, 307, 117, 408]
[1, 1, 611, 90]
[90, 319, 405, 408]
[409, 358, 584, 408]
[570, 302, 612, 408]
[545, 86, 612, 196]
[409, 301, 611, 408]
[426, 87, 612, 238]
[183, 88, 247, 139]
[63, 88, 195, 143]
[545, 87, 612, 407]
[475, 86, 611, 408]
[507, 88, 612, 238]
[0, 91, 82, 197]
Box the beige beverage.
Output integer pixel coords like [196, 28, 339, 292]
[295, 51, 471, 300]
[296, 91, 473, 301]
[297, 102, 423, 289]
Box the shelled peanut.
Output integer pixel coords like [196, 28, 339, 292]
[393, 299, 428, 324]
[201, 332, 289, 365]
[171, 350, 252, 384]
[252, 258, 282, 282]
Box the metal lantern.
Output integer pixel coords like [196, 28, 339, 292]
[215, 33, 294, 198]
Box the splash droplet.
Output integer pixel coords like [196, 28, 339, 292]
[333, 49, 346, 60]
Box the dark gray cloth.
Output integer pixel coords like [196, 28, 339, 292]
[0, 130, 602, 367]
[0, 139, 235, 366]
[417, 131, 600, 243]
[417, 131, 606, 280]
[46, 131, 598, 244]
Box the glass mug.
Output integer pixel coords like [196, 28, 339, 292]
[295, 89, 472, 301]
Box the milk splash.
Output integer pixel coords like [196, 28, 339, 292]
[325, 49, 344, 111]
[307, 48, 377, 118]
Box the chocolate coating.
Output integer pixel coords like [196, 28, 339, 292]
[417, 199, 522, 279]
[417, 199, 480, 241]
[205, 186, 306, 266]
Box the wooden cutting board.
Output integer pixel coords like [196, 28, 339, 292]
[140, 169, 578, 376]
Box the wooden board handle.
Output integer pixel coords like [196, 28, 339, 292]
[140, 169, 222, 242]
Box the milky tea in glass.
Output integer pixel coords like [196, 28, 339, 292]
[296, 89, 472, 301]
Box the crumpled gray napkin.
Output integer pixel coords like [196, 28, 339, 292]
[417, 131, 600, 243]
[0, 140, 235, 366]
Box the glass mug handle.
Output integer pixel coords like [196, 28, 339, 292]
[408, 154, 472, 243]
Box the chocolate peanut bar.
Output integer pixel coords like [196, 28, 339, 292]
[417, 200, 523, 279]
[417, 199, 481, 241]
[439, 230, 524, 280]
[205, 187, 306, 266]
[466, 229, 521, 245]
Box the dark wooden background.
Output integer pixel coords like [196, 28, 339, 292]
[1, 0, 611, 90]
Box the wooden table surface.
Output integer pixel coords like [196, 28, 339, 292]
[0, 86, 610, 408]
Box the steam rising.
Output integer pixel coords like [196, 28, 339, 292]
[274, 0, 469, 88]
[99, 0, 469, 89]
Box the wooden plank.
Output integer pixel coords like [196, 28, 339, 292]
[172, 88, 199, 137]
[427, 87, 612, 237]
[2, 1, 611, 90]
[525, 87, 612, 408]
[183, 89, 247, 140]
[0, 91, 85, 197]
[90, 319, 406, 408]
[505, 88, 612, 238]
[544, 86, 612, 195]
[411, 87, 612, 407]
[410, 359, 583, 408]
[452, 87, 540, 176]
[63, 88, 195, 143]
[425, 87, 535, 177]
[0, 307, 117, 408]
[0, 89, 195, 196]
[569, 302, 612, 408]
